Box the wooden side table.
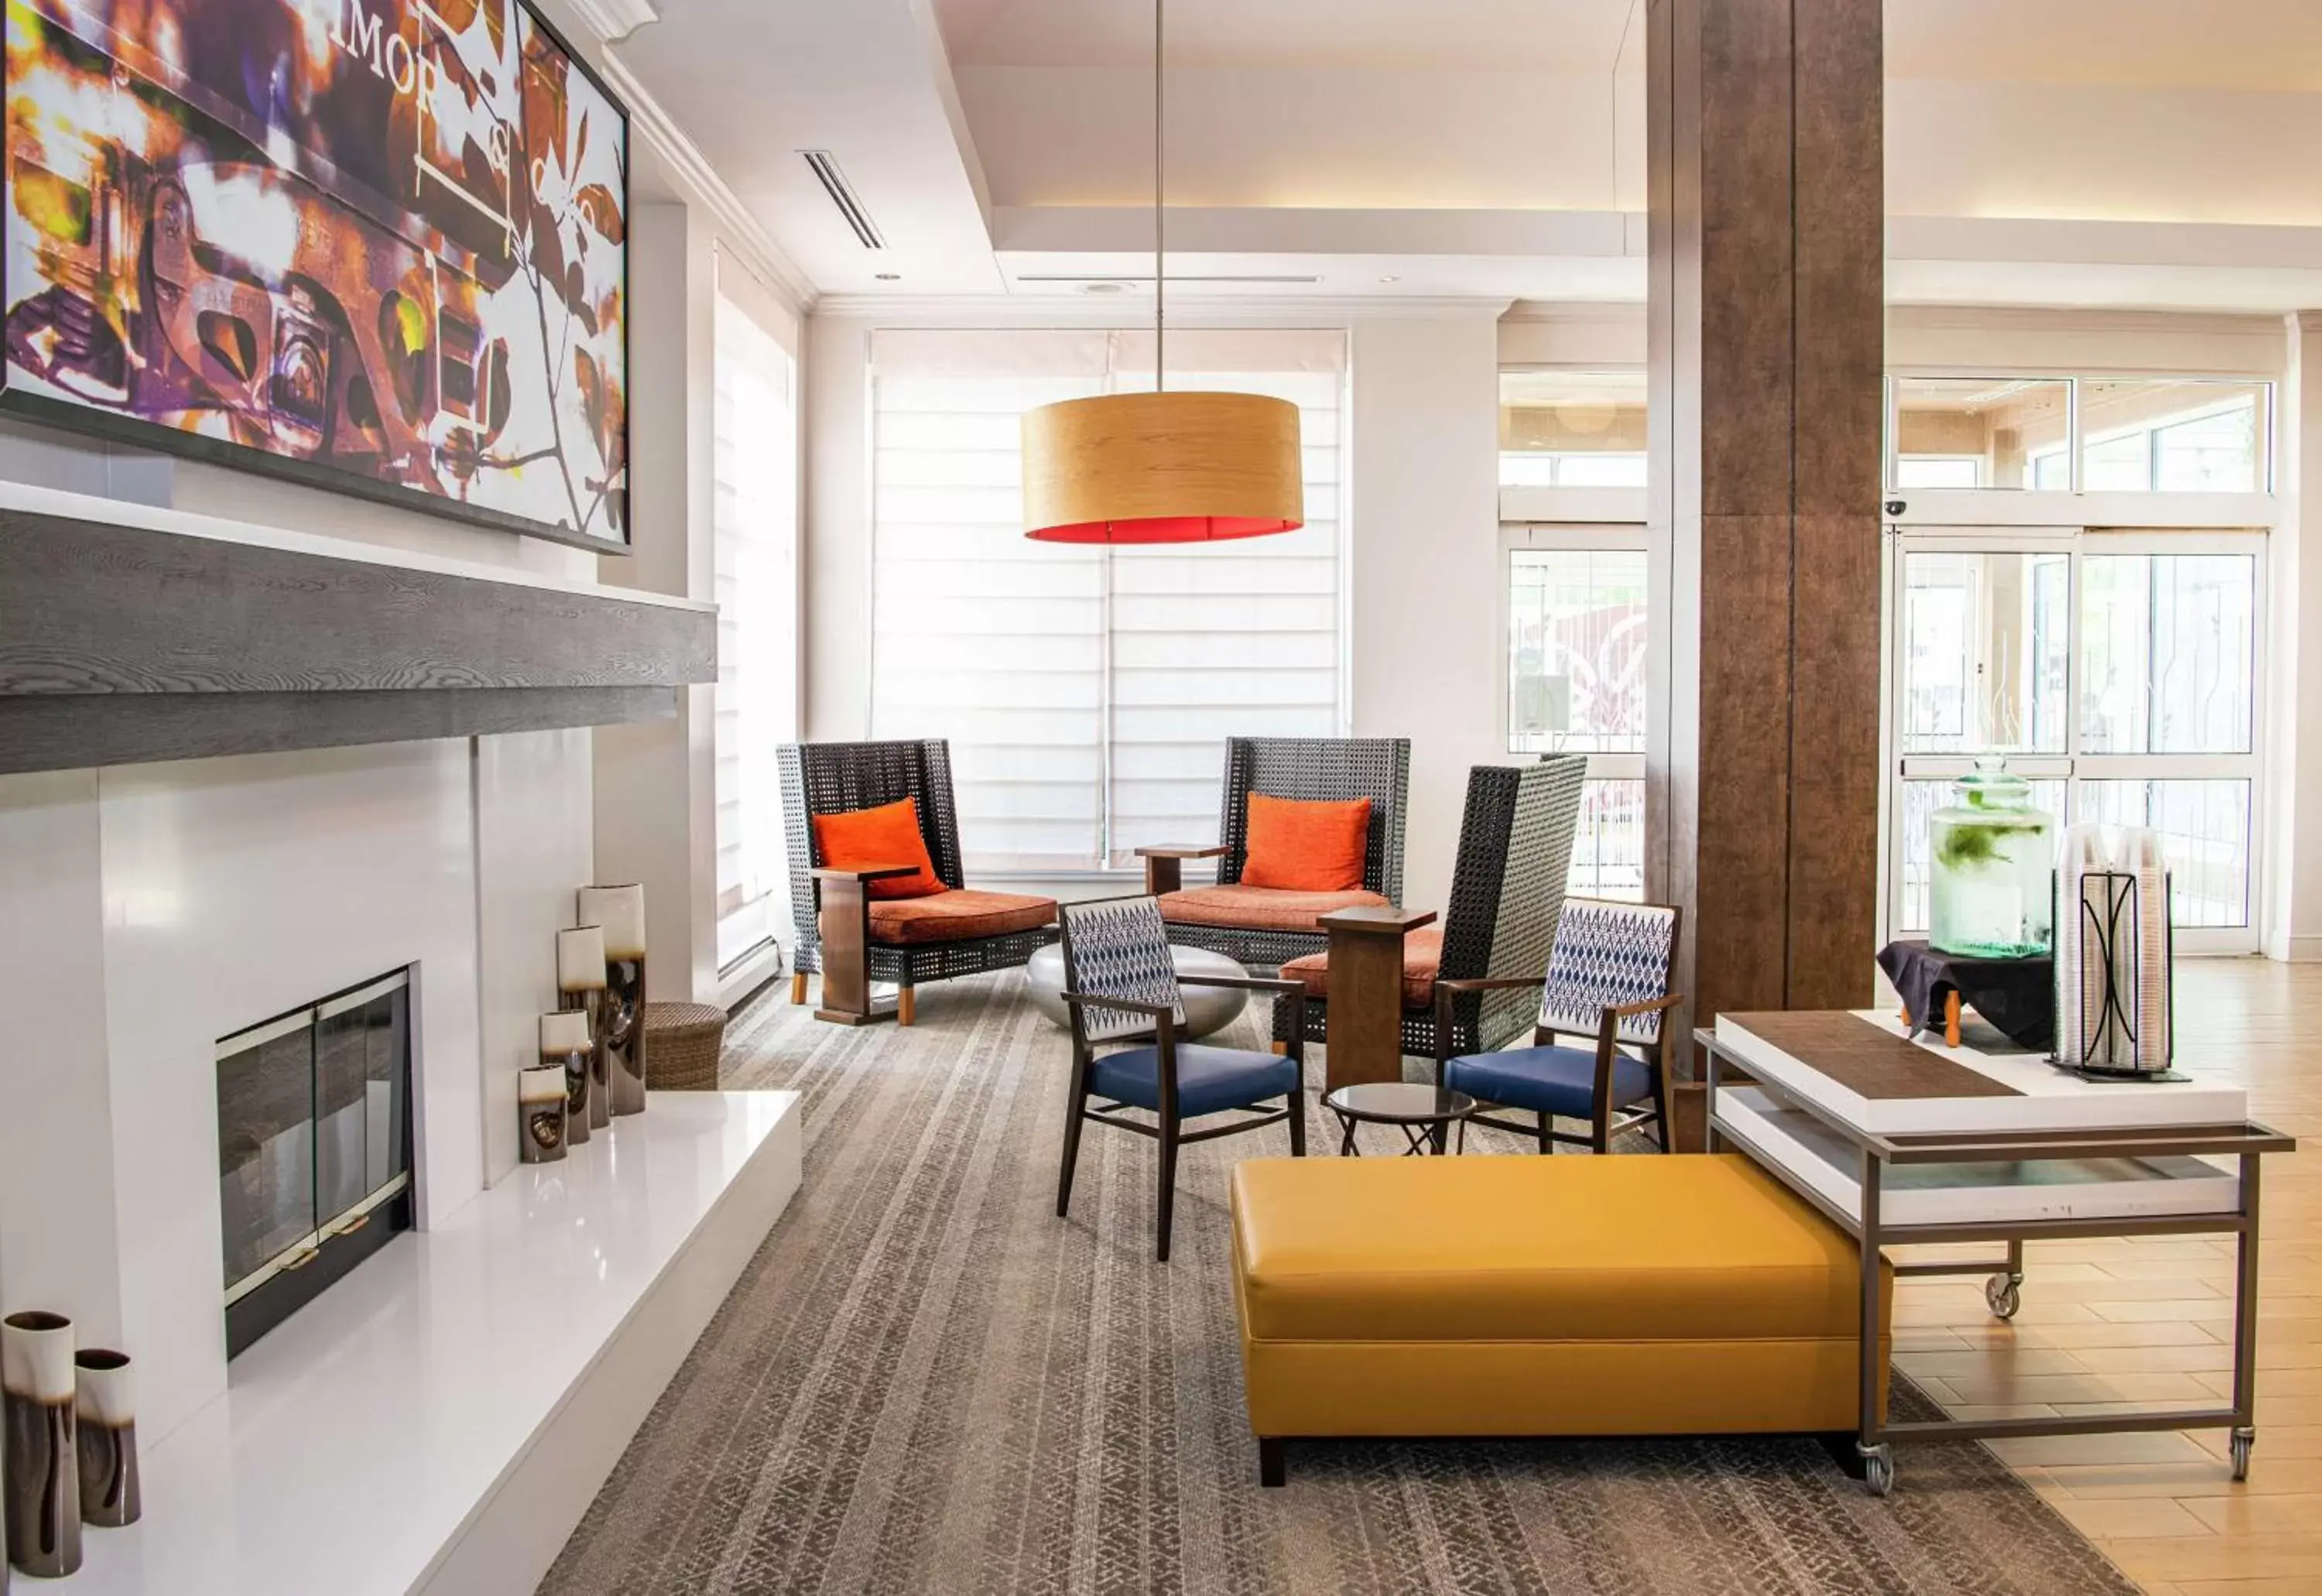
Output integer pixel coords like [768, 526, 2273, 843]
[811, 864, 920, 1025]
[1134, 843, 1227, 896]
[1314, 906, 1437, 1093]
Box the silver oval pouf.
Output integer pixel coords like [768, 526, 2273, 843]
[1025, 943, 1251, 1039]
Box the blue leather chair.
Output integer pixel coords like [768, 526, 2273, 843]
[1056, 896, 1307, 1260]
[1440, 899, 1683, 1154]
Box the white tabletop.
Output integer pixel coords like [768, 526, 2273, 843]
[1711, 1009, 2246, 1138]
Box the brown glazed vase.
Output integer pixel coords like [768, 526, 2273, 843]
[3, 1311, 80, 1578]
[73, 1349, 138, 1529]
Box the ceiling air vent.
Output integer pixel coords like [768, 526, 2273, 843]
[800, 150, 885, 250]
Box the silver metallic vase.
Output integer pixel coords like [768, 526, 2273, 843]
[519, 1063, 569, 1164]
[580, 885, 649, 1115]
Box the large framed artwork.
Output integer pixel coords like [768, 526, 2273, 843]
[2, 0, 630, 548]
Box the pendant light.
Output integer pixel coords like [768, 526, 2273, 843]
[1019, 0, 1303, 543]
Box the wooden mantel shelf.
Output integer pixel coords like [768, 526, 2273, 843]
[0, 484, 715, 775]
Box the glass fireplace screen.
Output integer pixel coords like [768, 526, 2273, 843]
[216, 968, 413, 1354]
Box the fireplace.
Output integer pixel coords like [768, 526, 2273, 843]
[215, 968, 415, 1357]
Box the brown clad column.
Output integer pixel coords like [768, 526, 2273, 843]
[1645, 0, 1884, 1142]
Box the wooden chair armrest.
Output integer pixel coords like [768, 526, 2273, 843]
[1605, 994, 1683, 1021]
[1178, 974, 1303, 996]
[1133, 844, 1228, 860]
[811, 865, 922, 883]
[1435, 975, 1549, 995]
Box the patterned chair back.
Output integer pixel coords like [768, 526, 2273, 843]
[1537, 898, 1682, 1046]
[1217, 738, 1410, 900]
[1059, 897, 1188, 1043]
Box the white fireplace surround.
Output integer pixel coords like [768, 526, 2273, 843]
[0, 730, 598, 1444]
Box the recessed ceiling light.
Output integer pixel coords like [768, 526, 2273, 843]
[1378, 275, 1401, 284]
[1081, 281, 1128, 295]
[875, 272, 901, 281]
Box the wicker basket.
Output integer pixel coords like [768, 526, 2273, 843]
[642, 1001, 727, 1091]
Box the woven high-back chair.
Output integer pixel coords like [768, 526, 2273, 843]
[779, 739, 1057, 1022]
[1141, 737, 1411, 968]
[1274, 755, 1587, 1064]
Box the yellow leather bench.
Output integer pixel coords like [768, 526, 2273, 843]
[1229, 1153, 1891, 1485]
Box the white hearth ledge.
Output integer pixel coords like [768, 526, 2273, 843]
[70, 1090, 802, 1596]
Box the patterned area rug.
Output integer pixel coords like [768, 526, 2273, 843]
[541, 972, 2138, 1596]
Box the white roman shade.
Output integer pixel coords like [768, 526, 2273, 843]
[868, 327, 1348, 874]
[712, 264, 800, 969]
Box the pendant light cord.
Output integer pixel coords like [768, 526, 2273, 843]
[1154, 0, 1164, 393]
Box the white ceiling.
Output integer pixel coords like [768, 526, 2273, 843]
[604, 0, 2322, 312]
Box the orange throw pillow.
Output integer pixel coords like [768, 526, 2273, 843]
[813, 798, 945, 899]
[1241, 794, 1372, 892]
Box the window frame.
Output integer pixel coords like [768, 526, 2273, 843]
[1501, 522, 1651, 901]
[1882, 371, 2276, 519]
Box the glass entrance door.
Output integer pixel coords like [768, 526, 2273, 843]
[1888, 529, 2265, 954]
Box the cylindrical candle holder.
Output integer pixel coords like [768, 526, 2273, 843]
[519, 1064, 569, 1164]
[73, 1349, 138, 1529]
[540, 1008, 592, 1145]
[557, 926, 611, 1132]
[4, 1310, 81, 1578]
[580, 885, 649, 1116]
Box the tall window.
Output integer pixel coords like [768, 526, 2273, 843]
[869, 328, 1348, 873]
[712, 272, 799, 970]
[1504, 527, 1647, 900]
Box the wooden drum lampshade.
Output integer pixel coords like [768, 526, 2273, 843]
[1021, 390, 1303, 544]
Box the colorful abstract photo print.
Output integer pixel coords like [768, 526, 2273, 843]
[3, 0, 629, 543]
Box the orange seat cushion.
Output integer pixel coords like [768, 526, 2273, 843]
[1157, 885, 1389, 934]
[868, 889, 1057, 946]
[1241, 794, 1372, 892]
[813, 797, 944, 899]
[1281, 926, 1443, 1010]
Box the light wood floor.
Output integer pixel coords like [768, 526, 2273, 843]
[1888, 957, 2320, 1594]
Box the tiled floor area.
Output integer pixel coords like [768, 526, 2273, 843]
[1889, 958, 2320, 1593]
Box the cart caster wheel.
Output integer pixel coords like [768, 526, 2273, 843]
[1985, 1274, 2022, 1320]
[2231, 1426, 2255, 1481]
[1859, 1444, 1894, 1498]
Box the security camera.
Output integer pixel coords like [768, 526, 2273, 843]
[1883, 498, 1908, 518]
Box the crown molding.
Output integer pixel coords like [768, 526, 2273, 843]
[594, 53, 819, 312]
[565, 0, 659, 44]
[810, 293, 1512, 324]
[532, 0, 820, 313]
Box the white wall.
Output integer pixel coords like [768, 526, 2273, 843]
[2269, 313, 2322, 961]
[805, 315, 875, 742]
[476, 731, 598, 1187]
[594, 200, 722, 1005]
[1348, 313, 1506, 911]
[0, 413, 596, 586]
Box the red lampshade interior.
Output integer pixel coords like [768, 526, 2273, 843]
[1025, 514, 1303, 545]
